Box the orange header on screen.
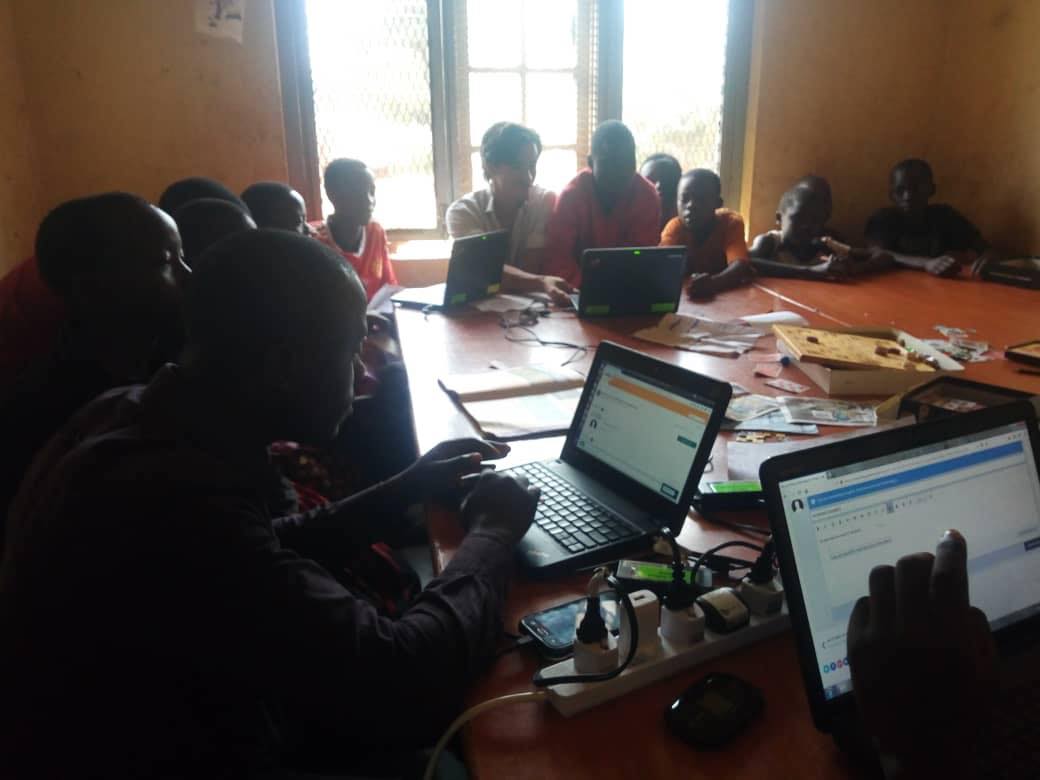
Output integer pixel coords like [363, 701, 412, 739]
[608, 376, 708, 421]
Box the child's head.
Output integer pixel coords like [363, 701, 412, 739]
[324, 159, 375, 226]
[678, 169, 723, 232]
[36, 192, 188, 328]
[793, 174, 833, 223]
[775, 185, 827, 249]
[173, 198, 257, 268]
[889, 158, 935, 216]
[241, 182, 308, 235]
[480, 122, 542, 207]
[158, 176, 247, 217]
[640, 154, 682, 214]
[588, 120, 637, 206]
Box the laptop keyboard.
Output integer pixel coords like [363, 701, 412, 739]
[506, 461, 639, 554]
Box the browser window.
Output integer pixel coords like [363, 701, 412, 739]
[779, 422, 1040, 701]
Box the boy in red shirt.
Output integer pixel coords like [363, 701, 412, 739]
[659, 169, 753, 299]
[544, 121, 660, 286]
[311, 159, 398, 301]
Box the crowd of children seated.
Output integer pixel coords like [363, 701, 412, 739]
[0, 117, 1010, 778]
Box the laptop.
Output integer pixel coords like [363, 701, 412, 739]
[392, 230, 508, 309]
[571, 246, 686, 317]
[761, 403, 1040, 741]
[504, 341, 731, 575]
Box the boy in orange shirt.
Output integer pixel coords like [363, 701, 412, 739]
[659, 169, 752, 299]
[311, 159, 398, 301]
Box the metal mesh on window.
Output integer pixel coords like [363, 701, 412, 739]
[305, 0, 437, 229]
[622, 1, 729, 175]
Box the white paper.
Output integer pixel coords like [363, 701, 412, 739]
[195, 0, 245, 42]
[634, 313, 767, 357]
[739, 310, 810, 327]
[464, 387, 581, 439]
[778, 397, 878, 427]
[726, 394, 780, 422]
[470, 294, 540, 313]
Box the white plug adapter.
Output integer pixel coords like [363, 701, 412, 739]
[736, 576, 785, 617]
[660, 602, 706, 645]
[618, 589, 660, 663]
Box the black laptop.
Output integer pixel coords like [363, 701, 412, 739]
[503, 341, 731, 575]
[392, 229, 508, 309]
[571, 246, 686, 317]
[761, 403, 1040, 742]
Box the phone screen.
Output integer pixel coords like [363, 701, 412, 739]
[520, 594, 621, 654]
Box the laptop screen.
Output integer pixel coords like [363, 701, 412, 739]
[777, 421, 1040, 702]
[574, 361, 715, 504]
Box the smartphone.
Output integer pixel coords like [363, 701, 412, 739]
[519, 594, 621, 659]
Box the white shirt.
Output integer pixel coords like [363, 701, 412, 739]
[445, 185, 557, 271]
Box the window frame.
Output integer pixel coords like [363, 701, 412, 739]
[279, 0, 753, 239]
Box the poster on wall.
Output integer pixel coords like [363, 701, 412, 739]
[195, 0, 246, 43]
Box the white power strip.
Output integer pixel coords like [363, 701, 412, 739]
[544, 606, 790, 717]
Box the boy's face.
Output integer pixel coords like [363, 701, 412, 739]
[777, 196, 826, 249]
[679, 175, 722, 232]
[889, 167, 935, 216]
[640, 160, 678, 208]
[266, 190, 308, 235]
[329, 168, 376, 225]
[486, 142, 538, 207]
[590, 142, 636, 205]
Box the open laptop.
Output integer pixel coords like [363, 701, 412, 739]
[392, 229, 508, 309]
[571, 246, 686, 317]
[503, 341, 731, 575]
[761, 403, 1040, 741]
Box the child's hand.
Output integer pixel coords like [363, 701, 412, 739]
[686, 273, 716, 300]
[818, 254, 851, 278]
[409, 438, 510, 499]
[925, 255, 960, 277]
[541, 275, 576, 307]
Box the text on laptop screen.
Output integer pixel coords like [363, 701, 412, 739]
[777, 422, 1040, 701]
[575, 362, 713, 504]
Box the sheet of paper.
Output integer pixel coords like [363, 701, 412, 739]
[463, 387, 581, 440]
[729, 382, 751, 397]
[470, 294, 540, 313]
[634, 313, 767, 357]
[753, 362, 784, 378]
[778, 397, 878, 427]
[726, 394, 780, 422]
[740, 310, 810, 327]
[722, 409, 819, 435]
[764, 378, 810, 394]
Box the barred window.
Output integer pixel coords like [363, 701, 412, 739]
[288, 0, 751, 237]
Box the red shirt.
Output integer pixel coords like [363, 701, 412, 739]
[659, 210, 749, 276]
[310, 220, 398, 302]
[0, 256, 65, 387]
[544, 170, 661, 286]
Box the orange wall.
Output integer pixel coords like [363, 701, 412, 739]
[927, 0, 1040, 255]
[740, 0, 949, 243]
[0, 2, 41, 273]
[9, 0, 288, 222]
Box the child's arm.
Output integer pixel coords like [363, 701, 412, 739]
[884, 252, 959, 277]
[820, 238, 895, 275]
[687, 259, 754, 299]
[500, 265, 574, 306]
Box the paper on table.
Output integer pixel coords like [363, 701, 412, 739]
[462, 387, 581, 440]
[778, 397, 878, 427]
[722, 409, 819, 435]
[439, 364, 584, 402]
[726, 394, 780, 422]
[740, 310, 810, 327]
[634, 313, 767, 357]
[470, 294, 540, 313]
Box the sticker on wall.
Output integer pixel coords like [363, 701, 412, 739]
[195, 0, 246, 43]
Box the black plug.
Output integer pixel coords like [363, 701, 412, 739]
[747, 539, 776, 585]
[661, 530, 698, 610]
[576, 596, 608, 644]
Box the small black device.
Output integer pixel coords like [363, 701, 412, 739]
[898, 376, 1032, 423]
[572, 246, 686, 317]
[978, 256, 1040, 289]
[693, 480, 765, 512]
[665, 673, 764, 749]
[519, 594, 620, 659]
[392, 229, 508, 309]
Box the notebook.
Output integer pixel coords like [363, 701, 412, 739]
[571, 246, 686, 317]
[761, 403, 1040, 744]
[503, 341, 731, 575]
[392, 229, 508, 309]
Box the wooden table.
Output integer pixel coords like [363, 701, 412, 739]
[394, 275, 1038, 780]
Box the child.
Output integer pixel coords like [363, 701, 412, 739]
[173, 198, 256, 268]
[640, 153, 682, 231]
[241, 181, 310, 235]
[659, 169, 753, 299]
[445, 122, 573, 304]
[864, 159, 992, 276]
[793, 173, 843, 240]
[749, 182, 891, 280]
[157, 176, 248, 217]
[311, 159, 398, 302]
[544, 120, 660, 286]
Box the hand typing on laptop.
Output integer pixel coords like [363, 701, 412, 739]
[848, 529, 997, 780]
[462, 470, 540, 545]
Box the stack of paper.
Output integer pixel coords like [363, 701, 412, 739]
[634, 313, 769, 356]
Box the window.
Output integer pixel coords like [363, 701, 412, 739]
[282, 0, 751, 237]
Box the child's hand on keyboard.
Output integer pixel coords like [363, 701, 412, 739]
[462, 471, 540, 546]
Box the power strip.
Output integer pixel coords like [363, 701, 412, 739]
[544, 606, 790, 717]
